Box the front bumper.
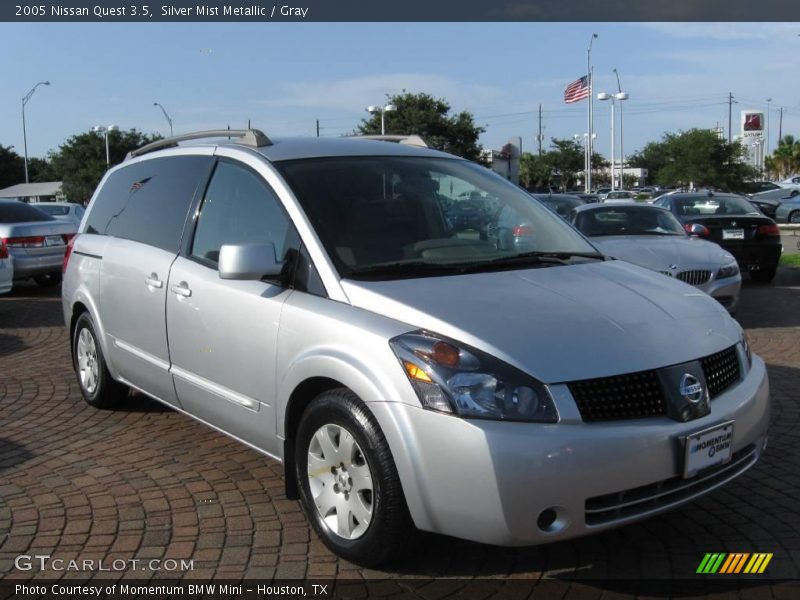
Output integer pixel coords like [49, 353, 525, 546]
[372, 355, 770, 546]
[701, 274, 741, 313]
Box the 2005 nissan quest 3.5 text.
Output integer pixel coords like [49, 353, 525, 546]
[62, 130, 770, 565]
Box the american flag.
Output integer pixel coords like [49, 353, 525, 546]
[564, 76, 590, 103]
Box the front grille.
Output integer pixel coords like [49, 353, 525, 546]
[568, 345, 741, 422]
[676, 270, 711, 285]
[701, 346, 741, 399]
[569, 370, 666, 422]
[585, 444, 757, 526]
[658, 270, 711, 286]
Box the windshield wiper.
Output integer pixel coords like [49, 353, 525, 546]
[345, 261, 465, 280]
[474, 250, 605, 268]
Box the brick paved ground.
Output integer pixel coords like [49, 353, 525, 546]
[0, 270, 798, 595]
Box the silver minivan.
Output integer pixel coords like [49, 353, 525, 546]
[62, 130, 770, 565]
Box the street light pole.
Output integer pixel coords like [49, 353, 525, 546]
[366, 104, 398, 135]
[153, 102, 173, 136]
[21, 81, 50, 184]
[613, 69, 628, 188]
[765, 98, 772, 157]
[597, 92, 616, 190]
[586, 33, 598, 193]
[92, 125, 118, 168]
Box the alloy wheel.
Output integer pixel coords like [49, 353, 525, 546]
[76, 328, 99, 394]
[307, 423, 374, 540]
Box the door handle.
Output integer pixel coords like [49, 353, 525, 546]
[145, 273, 163, 288]
[171, 281, 192, 297]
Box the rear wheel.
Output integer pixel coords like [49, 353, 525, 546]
[295, 388, 414, 566]
[750, 266, 777, 284]
[72, 313, 128, 408]
[34, 273, 62, 287]
[789, 210, 800, 224]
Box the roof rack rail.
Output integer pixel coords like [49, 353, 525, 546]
[353, 134, 429, 148]
[126, 129, 272, 160]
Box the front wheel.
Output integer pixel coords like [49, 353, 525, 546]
[72, 313, 128, 408]
[750, 266, 777, 284]
[789, 210, 800, 224]
[295, 388, 414, 566]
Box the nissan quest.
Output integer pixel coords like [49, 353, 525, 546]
[62, 130, 770, 565]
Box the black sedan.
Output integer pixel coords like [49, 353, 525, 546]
[653, 192, 782, 282]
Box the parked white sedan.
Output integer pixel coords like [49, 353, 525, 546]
[33, 202, 86, 227]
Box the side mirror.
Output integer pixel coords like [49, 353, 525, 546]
[218, 242, 283, 280]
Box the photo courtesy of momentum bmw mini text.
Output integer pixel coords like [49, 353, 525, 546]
[0, 0, 798, 599]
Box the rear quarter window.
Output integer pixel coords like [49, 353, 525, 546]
[85, 155, 213, 253]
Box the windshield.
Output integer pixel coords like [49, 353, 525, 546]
[574, 206, 686, 237]
[277, 156, 600, 278]
[674, 195, 760, 217]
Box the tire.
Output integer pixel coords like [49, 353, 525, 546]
[295, 388, 414, 566]
[750, 266, 777, 284]
[72, 312, 128, 408]
[789, 211, 800, 224]
[34, 273, 62, 287]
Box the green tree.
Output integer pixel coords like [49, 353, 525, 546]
[519, 152, 552, 188]
[628, 129, 757, 190]
[28, 157, 59, 183]
[0, 145, 24, 189]
[766, 135, 800, 180]
[47, 129, 161, 203]
[357, 92, 485, 162]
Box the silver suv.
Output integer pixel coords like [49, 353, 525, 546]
[63, 130, 770, 565]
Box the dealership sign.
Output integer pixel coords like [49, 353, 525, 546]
[741, 111, 764, 139]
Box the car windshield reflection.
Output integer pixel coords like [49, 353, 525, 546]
[277, 156, 601, 278]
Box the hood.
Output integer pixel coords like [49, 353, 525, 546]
[341, 260, 740, 383]
[589, 236, 734, 273]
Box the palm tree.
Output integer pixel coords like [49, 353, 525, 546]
[767, 135, 800, 180]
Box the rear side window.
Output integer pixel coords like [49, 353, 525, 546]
[190, 160, 294, 265]
[0, 202, 55, 223]
[85, 155, 213, 253]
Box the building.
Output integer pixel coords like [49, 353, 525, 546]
[0, 181, 64, 203]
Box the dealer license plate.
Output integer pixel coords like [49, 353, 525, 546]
[684, 421, 734, 478]
[45, 235, 64, 246]
[722, 229, 744, 240]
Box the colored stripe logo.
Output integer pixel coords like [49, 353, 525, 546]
[697, 553, 773, 574]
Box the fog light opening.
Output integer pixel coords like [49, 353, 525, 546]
[537, 507, 568, 533]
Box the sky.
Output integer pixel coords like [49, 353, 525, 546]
[2, 22, 799, 161]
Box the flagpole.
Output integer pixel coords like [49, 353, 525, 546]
[587, 33, 597, 193]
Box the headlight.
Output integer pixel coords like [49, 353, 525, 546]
[389, 331, 558, 423]
[717, 261, 739, 279]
